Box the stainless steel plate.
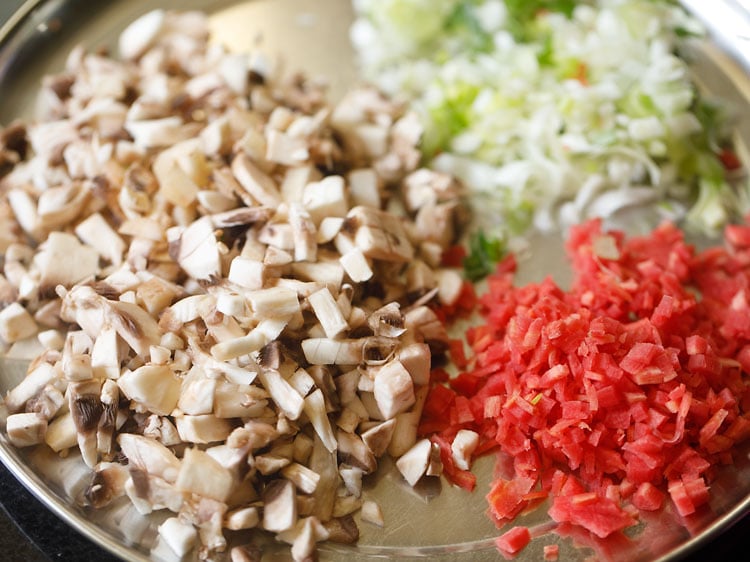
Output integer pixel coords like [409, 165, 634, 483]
[1, 1, 750, 561]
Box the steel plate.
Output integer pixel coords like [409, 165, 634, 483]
[1, 1, 750, 561]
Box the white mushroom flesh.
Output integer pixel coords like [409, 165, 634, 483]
[0, 10, 467, 561]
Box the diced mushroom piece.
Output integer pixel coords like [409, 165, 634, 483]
[347, 168, 380, 208]
[125, 469, 184, 514]
[336, 407, 361, 433]
[302, 176, 348, 225]
[210, 330, 266, 361]
[332, 495, 362, 518]
[118, 434, 181, 483]
[126, 115, 191, 149]
[324, 515, 359, 545]
[373, 360, 415, 420]
[337, 430, 376, 473]
[5, 412, 47, 447]
[158, 516, 197, 558]
[169, 217, 220, 280]
[281, 463, 320, 494]
[304, 389, 337, 453]
[451, 429, 479, 471]
[219, 53, 250, 94]
[343, 206, 413, 263]
[118, 9, 165, 60]
[437, 269, 464, 306]
[266, 130, 309, 166]
[291, 261, 344, 294]
[176, 448, 235, 502]
[368, 302, 405, 338]
[108, 299, 162, 356]
[3, 362, 56, 414]
[395, 438, 432, 486]
[227, 256, 265, 290]
[307, 288, 348, 339]
[33, 232, 99, 289]
[397, 343, 431, 386]
[255, 454, 291, 475]
[178, 376, 216, 415]
[280, 165, 318, 205]
[7, 190, 41, 240]
[68, 379, 103, 467]
[231, 153, 281, 207]
[404, 306, 449, 350]
[44, 411, 77, 452]
[360, 500, 384, 527]
[62, 351, 92, 381]
[175, 415, 233, 444]
[118, 364, 181, 416]
[246, 287, 300, 318]
[282, 517, 329, 562]
[0, 302, 38, 343]
[97, 379, 119, 455]
[136, 277, 178, 316]
[75, 213, 126, 266]
[387, 410, 420, 458]
[339, 248, 373, 283]
[25, 384, 65, 420]
[289, 204, 317, 263]
[258, 222, 295, 250]
[196, 498, 229, 555]
[361, 419, 396, 457]
[262, 479, 297, 533]
[405, 260, 437, 296]
[255, 369, 304, 421]
[36, 182, 90, 231]
[90, 327, 124, 379]
[414, 201, 458, 248]
[301, 338, 363, 366]
[214, 383, 267, 419]
[225, 506, 259, 531]
[85, 462, 130, 509]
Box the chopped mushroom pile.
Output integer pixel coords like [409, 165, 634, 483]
[0, 9, 467, 561]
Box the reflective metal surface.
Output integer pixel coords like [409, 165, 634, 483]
[1, 1, 750, 561]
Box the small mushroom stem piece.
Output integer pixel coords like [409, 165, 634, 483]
[307, 288, 349, 339]
[69, 379, 103, 467]
[395, 438, 432, 487]
[158, 516, 198, 559]
[97, 379, 119, 455]
[262, 479, 297, 533]
[5, 412, 47, 447]
[257, 369, 304, 421]
[303, 389, 337, 453]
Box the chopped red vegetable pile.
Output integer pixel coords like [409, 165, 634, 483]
[422, 218, 750, 542]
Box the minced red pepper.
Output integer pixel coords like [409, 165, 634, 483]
[422, 218, 750, 550]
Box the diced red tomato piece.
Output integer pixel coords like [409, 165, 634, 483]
[487, 476, 537, 521]
[668, 480, 695, 517]
[543, 544, 559, 561]
[441, 245, 467, 267]
[632, 482, 665, 511]
[495, 526, 531, 556]
[549, 493, 636, 538]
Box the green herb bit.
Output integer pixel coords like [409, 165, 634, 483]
[463, 230, 506, 281]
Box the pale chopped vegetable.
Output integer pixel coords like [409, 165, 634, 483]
[351, 0, 746, 237]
